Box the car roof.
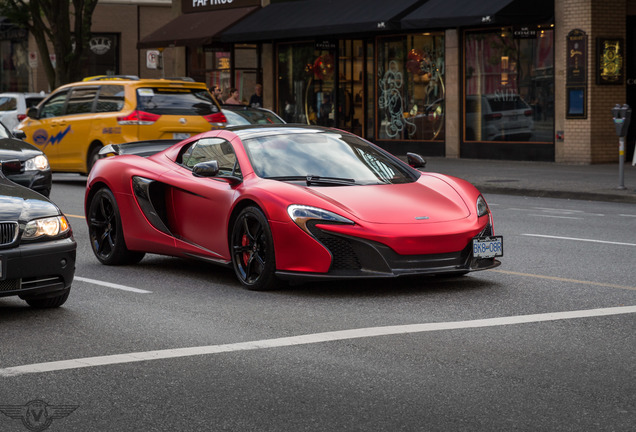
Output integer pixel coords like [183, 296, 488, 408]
[227, 124, 336, 140]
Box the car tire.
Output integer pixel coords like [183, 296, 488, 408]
[88, 187, 145, 265]
[25, 290, 70, 308]
[231, 206, 278, 291]
[86, 143, 102, 174]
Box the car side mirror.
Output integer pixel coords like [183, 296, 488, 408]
[406, 152, 426, 169]
[13, 130, 26, 140]
[26, 106, 38, 119]
[193, 160, 219, 177]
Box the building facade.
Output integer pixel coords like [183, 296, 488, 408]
[1, 0, 634, 164]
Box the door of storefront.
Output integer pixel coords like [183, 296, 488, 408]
[338, 40, 365, 137]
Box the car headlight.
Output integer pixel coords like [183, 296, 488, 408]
[476, 195, 490, 217]
[23, 216, 70, 240]
[24, 155, 50, 171]
[287, 205, 353, 236]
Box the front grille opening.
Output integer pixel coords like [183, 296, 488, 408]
[0, 222, 18, 246]
[0, 279, 20, 292]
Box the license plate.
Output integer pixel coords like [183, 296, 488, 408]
[473, 236, 503, 258]
[173, 133, 190, 140]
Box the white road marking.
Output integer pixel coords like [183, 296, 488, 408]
[619, 214, 636, 218]
[522, 233, 636, 247]
[528, 214, 582, 220]
[75, 276, 152, 293]
[1, 306, 634, 377]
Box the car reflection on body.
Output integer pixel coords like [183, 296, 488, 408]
[85, 125, 502, 291]
[222, 105, 285, 126]
[0, 121, 52, 197]
[0, 162, 76, 307]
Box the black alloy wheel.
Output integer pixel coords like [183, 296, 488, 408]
[231, 207, 277, 291]
[88, 187, 145, 265]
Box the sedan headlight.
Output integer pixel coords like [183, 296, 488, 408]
[287, 205, 353, 236]
[23, 216, 70, 240]
[476, 195, 490, 217]
[24, 155, 50, 171]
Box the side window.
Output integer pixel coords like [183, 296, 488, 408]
[182, 137, 241, 177]
[39, 90, 69, 119]
[66, 87, 98, 115]
[96, 85, 125, 113]
[0, 96, 17, 111]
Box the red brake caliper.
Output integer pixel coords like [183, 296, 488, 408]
[242, 234, 250, 266]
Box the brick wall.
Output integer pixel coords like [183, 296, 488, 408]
[556, 0, 627, 163]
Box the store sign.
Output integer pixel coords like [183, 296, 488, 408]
[566, 29, 586, 85]
[596, 38, 624, 85]
[183, 0, 260, 13]
[513, 26, 536, 39]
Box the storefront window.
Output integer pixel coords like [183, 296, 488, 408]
[277, 42, 335, 125]
[464, 27, 554, 142]
[83, 33, 119, 77]
[0, 29, 29, 92]
[377, 34, 445, 141]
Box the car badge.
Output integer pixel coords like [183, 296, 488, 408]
[179, 118, 186, 124]
[415, 216, 430, 220]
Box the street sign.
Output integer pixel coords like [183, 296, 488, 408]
[28, 51, 38, 68]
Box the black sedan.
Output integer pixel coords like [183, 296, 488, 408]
[0, 163, 76, 307]
[0, 121, 52, 197]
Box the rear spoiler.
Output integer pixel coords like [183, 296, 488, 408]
[98, 139, 180, 159]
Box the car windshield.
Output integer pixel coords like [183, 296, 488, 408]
[224, 109, 284, 126]
[136, 87, 219, 116]
[242, 131, 417, 185]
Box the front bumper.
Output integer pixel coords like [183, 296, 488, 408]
[0, 237, 76, 299]
[276, 227, 500, 281]
[6, 169, 53, 196]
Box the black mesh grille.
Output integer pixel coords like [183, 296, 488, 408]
[0, 279, 20, 292]
[317, 234, 361, 271]
[0, 222, 18, 246]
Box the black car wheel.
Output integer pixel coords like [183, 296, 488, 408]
[88, 187, 145, 265]
[231, 207, 277, 291]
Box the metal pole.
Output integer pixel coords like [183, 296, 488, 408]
[618, 136, 626, 190]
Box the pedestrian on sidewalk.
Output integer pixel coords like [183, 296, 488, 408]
[225, 88, 243, 105]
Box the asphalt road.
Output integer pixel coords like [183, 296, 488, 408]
[1, 175, 635, 432]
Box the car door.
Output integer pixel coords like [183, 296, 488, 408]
[161, 137, 240, 259]
[54, 86, 99, 171]
[21, 89, 70, 167]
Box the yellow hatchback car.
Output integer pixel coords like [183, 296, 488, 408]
[15, 77, 226, 174]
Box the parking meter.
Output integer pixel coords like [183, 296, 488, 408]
[611, 104, 632, 189]
[612, 104, 631, 137]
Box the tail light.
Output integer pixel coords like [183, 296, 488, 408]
[17, 114, 26, 121]
[485, 113, 503, 121]
[203, 112, 227, 126]
[117, 110, 160, 125]
[524, 109, 533, 117]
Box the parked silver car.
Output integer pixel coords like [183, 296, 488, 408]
[0, 92, 48, 131]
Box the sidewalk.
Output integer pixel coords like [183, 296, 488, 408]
[421, 157, 636, 204]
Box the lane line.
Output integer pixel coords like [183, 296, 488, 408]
[1, 305, 634, 377]
[522, 233, 636, 247]
[75, 276, 152, 294]
[491, 269, 636, 291]
[528, 214, 581, 220]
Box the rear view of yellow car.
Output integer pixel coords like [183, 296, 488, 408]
[15, 76, 226, 174]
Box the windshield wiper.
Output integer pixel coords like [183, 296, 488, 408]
[263, 175, 356, 186]
[305, 175, 356, 186]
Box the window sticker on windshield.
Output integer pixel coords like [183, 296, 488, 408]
[138, 89, 154, 96]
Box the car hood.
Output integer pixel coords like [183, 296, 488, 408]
[0, 176, 60, 221]
[300, 175, 471, 224]
[0, 138, 42, 162]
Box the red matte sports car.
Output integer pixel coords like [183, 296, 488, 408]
[84, 125, 502, 290]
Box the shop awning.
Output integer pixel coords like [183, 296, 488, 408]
[222, 0, 426, 42]
[137, 7, 258, 49]
[401, 0, 553, 29]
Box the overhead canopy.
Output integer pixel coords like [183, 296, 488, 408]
[137, 7, 258, 49]
[401, 0, 554, 29]
[222, 0, 426, 42]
